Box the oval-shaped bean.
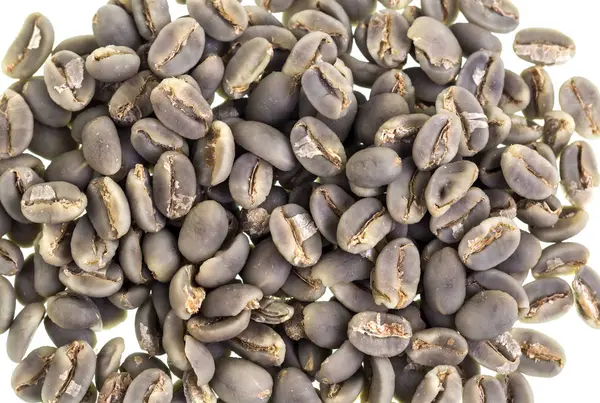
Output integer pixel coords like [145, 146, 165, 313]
[456, 291, 518, 340]
[372, 238, 420, 309]
[188, 0, 248, 41]
[497, 372, 534, 403]
[450, 23, 502, 57]
[93, 4, 142, 49]
[210, 357, 272, 403]
[0, 90, 34, 159]
[7, 302, 45, 363]
[44, 50, 95, 111]
[229, 321, 285, 367]
[559, 76, 600, 139]
[282, 31, 337, 79]
[354, 93, 410, 145]
[347, 311, 412, 357]
[529, 206, 588, 243]
[108, 70, 160, 126]
[346, 147, 402, 188]
[152, 151, 196, 219]
[228, 153, 273, 210]
[3, 13, 54, 79]
[406, 328, 468, 367]
[95, 337, 125, 391]
[522, 278, 573, 323]
[201, 283, 263, 318]
[560, 141, 599, 208]
[463, 375, 506, 403]
[178, 200, 228, 263]
[572, 266, 600, 329]
[187, 310, 251, 343]
[21, 181, 87, 224]
[532, 242, 588, 279]
[11, 346, 56, 402]
[514, 28, 575, 66]
[521, 66, 554, 120]
[123, 368, 173, 403]
[425, 160, 479, 217]
[423, 247, 467, 316]
[511, 328, 566, 378]
[413, 112, 462, 171]
[131, 0, 171, 40]
[457, 50, 504, 107]
[223, 38, 273, 99]
[337, 198, 393, 254]
[309, 184, 354, 244]
[291, 117, 346, 177]
[467, 331, 522, 374]
[412, 365, 463, 403]
[143, 228, 181, 282]
[86, 176, 131, 240]
[47, 291, 103, 331]
[86, 45, 141, 82]
[458, 0, 519, 33]
[81, 116, 122, 175]
[230, 121, 296, 171]
[303, 301, 351, 349]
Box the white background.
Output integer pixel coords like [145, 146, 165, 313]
[0, 0, 599, 402]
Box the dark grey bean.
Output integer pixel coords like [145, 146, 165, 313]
[303, 301, 351, 349]
[467, 331, 522, 374]
[178, 200, 228, 263]
[436, 86, 489, 156]
[117, 228, 151, 285]
[123, 368, 173, 403]
[11, 346, 56, 402]
[229, 321, 285, 366]
[244, 5, 284, 26]
[331, 281, 386, 313]
[572, 265, 600, 329]
[96, 337, 125, 390]
[516, 196, 560, 228]
[98, 372, 132, 403]
[21, 181, 87, 224]
[559, 76, 600, 139]
[183, 335, 216, 386]
[187, 310, 251, 343]
[386, 158, 430, 225]
[457, 50, 504, 107]
[514, 28, 575, 66]
[431, 187, 490, 243]
[484, 188, 516, 218]
[425, 160, 479, 217]
[272, 367, 320, 403]
[463, 375, 506, 403]
[108, 282, 150, 310]
[499, 69, 530, 115]
[2, 13, 54, 79]
[251, 297, 294, 325]
[406, 328, 468, 367]
[560, 141, 599, 208]
[482, 105, 512, 150]
[421, 0, 459, 24]
[458, 0, 519, 33]
[0, 167, 43, 224]
[7, 302, 45, 362]
[14, 255, 44, 305]
[41, 341, 97, 403]
[521, 66, 554, 120]
[288, 10, 349, 53]
[371, 237, 420, 309]
[504, 115, 542, 145]
[280, 266, 326, 302]
[189, 54, 224, 104]
[230, 121, 296, 171]
[188, 0, 248, 41]
[281, 32, 337, 79]
[93, 296, 128, 330]
[120, 353, 170, 379]
[228, 153, 273, 210]
[532, 242, 588, 279]
[28, 121, 77, 160]
[522, 277, 573, 323]
[152, 151, 196, 219]
[529, 206, 588, 243]
[163, 310, 192, 373]
[501, 144, 559, 200]
[86, 45, 140, 82]
[53, 34, 99, 55]
[309, 184, 354, 244]
[370, 70, 416, 111]
[0, 90, 34, 159]
[346, 147, 403, 188]
[320, 370, 365, 403]
[210, 357, 272, 403]
[466, 269, 529, 317]
[44, 150, 94, 191]
[362, 356, 394, 403]
[131, 118, 189, 164]
[511, 328, 566, 378]
[239, 238, 291, 294]
[347, 311, 412, 357]
[196, 233, 249, 288]
[423, 247, 467, 315]
[168, 265, 205, 321]
[141, 228, 180, 282]
[458, 217, 520, 270]
[456, 291, 518, 340]
[201, 283, 263, 318]
[363, 10, 410, 68]
[497, 372, 534, 403]
[314, 340, 364, 384]
[223, 38, 273, 99]
[542, 110, 574, 154]
[301, 62, 352, 120]
[59, 261, 124, 298]
[354, 93, 410, 145]
[123, 166, 166, 233]
[21, 76, 72, 128]
[131, 0, 171, 40]
[86, 176, 131, 241]
[407, 17, 462, 85]
[0, 275, 15, 334]
[81, 116, 122, 175]
[450, 23, 502, 56]
[109, 70, 160, 126]
[412, 365, 462, 403]
[93, 4, 142, 49]
[337, 197, 393, 254]
[134, 298, 163, 356]
[44, 50, 95, 111]
[193, 121, 234, 188]
[413, 112, 462, 171]
[47, 290, 102, 331]
[7, 221, 40, 248]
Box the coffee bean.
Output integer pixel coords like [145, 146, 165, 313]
[337, 198, 393, 254]
[425, 161, 479, 217]
[347, 311, 412, 357]
[44, 50, 95, 111]
[501, 144, 559, 200]
[319, 370, 366, 403]
[467, 331, 522, 374]
[7, 302, 45, 363]
[210, 357, 272, 403]
[521, 66, 554, 120]
[456, 291, 518, 340]
[499, 69, 531, 115]
[514, 28, 575, 66]
[273, 367, 320, 403]
[98, 372, 132, 403]
[10, 346, 56, 402]
[123, 368, 173, 403]
[497, 372, 534, 403]
[522, 278, 573, 323]
[511, 328, 566, 378]
[21, 181, 87, 224]
[188, 0, 248, 42]
[109, 70, 160, 126]
[458, 0, 519, 33]
[450, 23, 502, 57]
[303, 301, 351, 349]
[412, 365, 463, 403]
[93, 4, 142, 49]
[464, 375, 506, 403]
[529, 206, 588, 243]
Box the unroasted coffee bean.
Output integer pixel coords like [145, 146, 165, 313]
[522, 278, 573, 323]
[559, 76, 600, 139]
[371, 238, 420, 309]
[331, 281, 385, 313]
[281, 266, 325, 302]
[514, 28, 575, 66]
[320, 370, 365, 403]
[223, 38, 273, 99]
[86, 45, 140, 83]
[309, 184, 354, 245]
[0, 276, 15, 334]
[337, 198, 393, 254]
[412, 365, 462, 403]
[315, 340, 363, 385]
[41, 340, 97, 403]
[44, 50, 95, 111]
[131, 118, 189, 164]
[370, 70, 416, 110]
[11, 346, 55, 402]
[425, 161, 479, 217]
[163, 310, 191, 373]
[21, 76, 72, 128]
[497, 372, 534, 403]
[93, 4, 142, 49]
[386, 158, 430, 225]
[86, 176, 131, 241]
[421, 0, 459, 24]
[196, 233, 249, 288]
[572, 266, 600, 329]
[109, 70, 160, 126]
[6, 302, 45, 363]
[456, 291, 518, 340]
[125, 165, 166, 233]
[463, 375, 506, 403]
[423, 247, 467, 315]
[123, 368, 173, 403]
[120, 352, 170, 379]
[354, 93, 410, 145]
[178, 200, 228, 263]
[131, 0, 171, 41]
[301, 62, 353, 120]
[532, 242, 588, 279]
[210, 357, 272, 403]
[347, 311, 412, 357]
[560, 141, 599, 208]
[467, 331, 522, 374]
[0, 167, 43, 224]
[499, 70, 531, 115]
[0, 90, 34, 159]
[81, 116, 122, 176]
[450, 22, 502, 57]
[188, 311, 251, 343]
[2, 13, 54, 79]
[273, 367, 320, 403]
[95, 337, 125, 391]
[303, 301, 351, 349]
[458, 0, 519, 33]
[363, 10, 411, 68]
[21, 181, 87, 224]
[504, 115, 542, 145]
[346, 147, 402, 188]
[98, 372, 132, 403]
[288, 10, 349, 53]
[143, 228, 181, 282]
[134, 298, 163, 356]
[501, 144, 559, 200]
[412, 112, 462, 171]
[516, 195, 561, 228]
[436, 86, 489, 156]
[251, 297, 294, 325]
[228, 153, 273, 210]
[457, 50, 504, 107]
[47, 290, 102, 331]
[27, 121, 76, 160]
[153, 151, 196, 219]
[201, 283, 262, 318]
[406, 327, 468, 367]
[169, 265, 205, 321]
[229, 321, 285, 366]
[521, 66, 554, 120]
[511, 328, 566, 378]
[467, 269, 529, 316]
[188, 0, 248, 42]
[529, 206, 588, 243]
[230, 121, 296, 171]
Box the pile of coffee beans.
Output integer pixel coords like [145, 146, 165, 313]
[0, 0, 598, 402]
